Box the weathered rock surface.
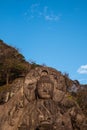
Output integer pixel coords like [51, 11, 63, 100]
[0, 67, 87, 130]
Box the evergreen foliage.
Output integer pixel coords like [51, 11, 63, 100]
[0, 40, 29, 86]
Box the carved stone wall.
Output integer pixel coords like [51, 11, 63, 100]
[0, 67, 86, 130]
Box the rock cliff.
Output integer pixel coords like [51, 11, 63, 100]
[0, 67, 87, 130]
[0, 40, 87, 130]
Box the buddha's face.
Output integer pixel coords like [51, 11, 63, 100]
[37, 82, 53, 99]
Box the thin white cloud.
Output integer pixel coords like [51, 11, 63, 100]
[43, 6, 61, 21]
[24, 3, 61, 22]
[44, 14, 60, 21]
[77, 65, 87, 74]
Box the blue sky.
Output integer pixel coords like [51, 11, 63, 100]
[0, 0, 87, 84]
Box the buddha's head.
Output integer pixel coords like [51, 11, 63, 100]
[37, 76, 54, 99]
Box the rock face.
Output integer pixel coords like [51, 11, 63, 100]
[0, 67, 87, 130]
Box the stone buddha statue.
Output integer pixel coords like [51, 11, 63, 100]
[35, 75, 56, 130]
[19, 75, 57, 130]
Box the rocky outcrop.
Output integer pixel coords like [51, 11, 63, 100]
[0, 66, 87, 130]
